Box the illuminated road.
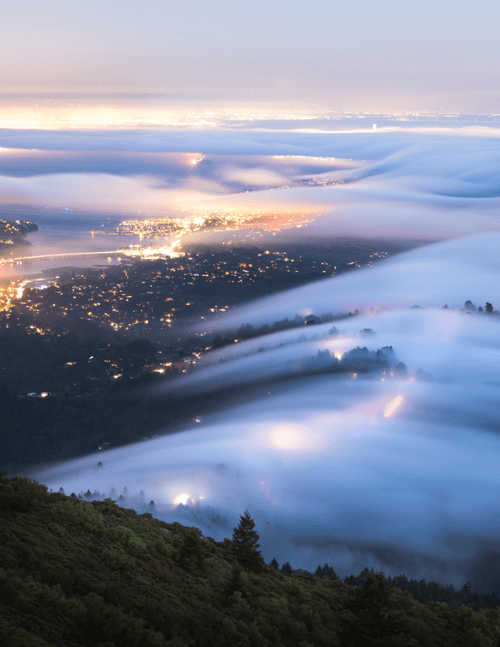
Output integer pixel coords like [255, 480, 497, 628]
[0, 249, 128, 266]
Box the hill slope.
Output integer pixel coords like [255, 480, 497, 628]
[1, 474, 499, 646]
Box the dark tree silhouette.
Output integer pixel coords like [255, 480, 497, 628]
[315, 563, 339, 580]
[338, 573, 412, 646]
[231, 510, 263, 571]
[177, 528, 207, 575]
[269, 557, 280, 570]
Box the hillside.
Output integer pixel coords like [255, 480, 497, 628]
[1, 474, 499, 647]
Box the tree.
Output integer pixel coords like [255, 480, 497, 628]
[212, 334, 224, 349]
[486, 302, 494, 314]
[177, 528, 207, 575]
[338, 573, 412, 646]
[269, 557, 280, 570]
[315, 563, 339, 580]
[231, 510, 263, 571]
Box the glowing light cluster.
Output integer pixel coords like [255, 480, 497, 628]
[173, 492, 191, 505]
[384, 395, 404, 418]
[268, 423, 325, 452]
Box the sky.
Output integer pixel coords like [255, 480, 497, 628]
[2, 0, 500, 113]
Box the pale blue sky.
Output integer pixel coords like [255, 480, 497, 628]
[2, 0, 500, 111]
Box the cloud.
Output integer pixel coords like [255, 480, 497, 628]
[3, 129, 500, 243]
[215, 232, 500, 328]
[0, 172, 230, 217]
[30, 366, 500, 589]
[0, 127, 414, 156]
[220, 166, 288, 186]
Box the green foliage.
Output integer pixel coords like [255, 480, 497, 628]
[176, 528, 207, 576]
[3, 475, 500, 646]
[338, 573, 413, 646]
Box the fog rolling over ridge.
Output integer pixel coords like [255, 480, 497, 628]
[212, 232, 500, 327]
[14, 124, 500, 591]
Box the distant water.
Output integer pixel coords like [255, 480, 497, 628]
[0, 205, 133, 278]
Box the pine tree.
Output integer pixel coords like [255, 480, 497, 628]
[231, 510, 263, 571]
[270, 557, 280, 570]
[338, 573, 412, 646]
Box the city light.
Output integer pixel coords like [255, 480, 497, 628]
[173, 493, 191, 505]
[384, 395, 404, 418]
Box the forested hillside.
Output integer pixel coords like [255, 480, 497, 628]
[2, 474, 500, 647]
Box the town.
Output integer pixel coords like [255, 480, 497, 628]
[3, 242, 391, 343]
[0, 240, 396, 471]
[0, 218, 38, 255]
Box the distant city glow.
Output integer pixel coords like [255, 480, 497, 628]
[189, 155, 205, 166]
[173, 493, 191, 505]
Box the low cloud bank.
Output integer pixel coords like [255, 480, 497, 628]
[3, 129, 500, 244]
[31, 372, 500, 591]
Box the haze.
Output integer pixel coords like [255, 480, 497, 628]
[3, 0, 500, 112]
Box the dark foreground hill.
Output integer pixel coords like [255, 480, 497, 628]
[1, 475, 500, 647]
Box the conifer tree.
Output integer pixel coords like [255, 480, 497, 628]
[338, 573, 412, 646]
[231, 510, 263, 571]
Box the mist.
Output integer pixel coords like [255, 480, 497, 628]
[31, 363, 500, 590]
[3, 127, 500, 247]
